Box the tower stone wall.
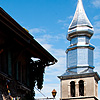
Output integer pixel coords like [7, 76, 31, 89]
[60, 73, 99, 100]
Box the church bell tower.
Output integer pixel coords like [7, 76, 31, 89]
[58, 0, 100, 100]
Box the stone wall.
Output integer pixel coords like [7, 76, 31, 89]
[61, 76, 98, 100]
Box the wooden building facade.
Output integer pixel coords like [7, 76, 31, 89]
[0, 7, 57, 100]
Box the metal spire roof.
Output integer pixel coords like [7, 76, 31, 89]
[69, 0, 93, 30]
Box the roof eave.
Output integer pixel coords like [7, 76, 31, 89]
[0, 7, 57, 64]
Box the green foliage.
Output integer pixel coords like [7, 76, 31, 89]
[29, 59, 46, 99]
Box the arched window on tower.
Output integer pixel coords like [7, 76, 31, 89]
[79, 80, 84, 96]
[70, 81, 75, 97]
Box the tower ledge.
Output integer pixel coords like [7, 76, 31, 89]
[58, 72, 100, 82]
[67, 26, 94, 41]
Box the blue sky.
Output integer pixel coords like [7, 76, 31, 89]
[1, 0, 100, 99]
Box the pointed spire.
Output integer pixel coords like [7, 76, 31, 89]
[67, 0, 94, 40]
[69, 0, 93, 30]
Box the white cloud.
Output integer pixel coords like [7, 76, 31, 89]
[36, 34, 65, 44]
[36, 35, 51, 43]
[92, 21, 100, 39]
[42, 43, 65, 57]
[29, 28, 46, 34]
[42, 44, 53, 51]
[93, 15, 100, 20]
[93, 35, 100, 39]
[68, 15, 73, 19]
[94, 28, 100, 34]
[57, 16, 73, 29]
[58, 19, 67, 23]
[92, 0, 100, 8]
[45, 57, 66, 73]
[62, 23, 69, 29]
[58, 16, 73, 24]
[94, 21, 100, 28]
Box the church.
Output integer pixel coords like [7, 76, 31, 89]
[58, 0, 100, 100]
